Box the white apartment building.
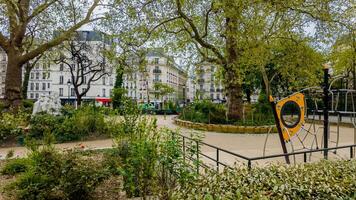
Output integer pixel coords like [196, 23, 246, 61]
[0, 31, 115, 105]
[27, 31, 115, 104]
[124, 49, 188, 104]
[195, 62, 226, 102]
[186, 76, 196, 103]
[0, 48, 6, 99]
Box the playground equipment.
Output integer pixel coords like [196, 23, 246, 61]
[263, 66, 356, 164]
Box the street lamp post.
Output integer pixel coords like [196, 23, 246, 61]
[67, 80, 71, 104]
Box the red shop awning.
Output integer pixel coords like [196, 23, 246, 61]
[95, 97, 112, 103]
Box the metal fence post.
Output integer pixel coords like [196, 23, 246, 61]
[183, 137, 185, 163]
[216, 148, 219, 172]
[351, 147, 354, 159]
[196, 140, 199, 174]
[323, 66, 330, 159]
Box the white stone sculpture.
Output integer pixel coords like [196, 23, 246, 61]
[32, 93, 62, 116]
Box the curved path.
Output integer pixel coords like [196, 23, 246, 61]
[1, 115, 355, 166]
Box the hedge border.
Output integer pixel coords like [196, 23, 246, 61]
[174, 117, 277, 134]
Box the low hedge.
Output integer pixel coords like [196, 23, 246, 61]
[179, 100, 275, 126]
[174, 118, 277, 133]
[173, 160, 356, 199]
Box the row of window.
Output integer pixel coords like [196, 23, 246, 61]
[58, 88, 111, 98]
[58, 75, 113, 85]
[29, 83, 50, 91]
[30, 72, 50, 80]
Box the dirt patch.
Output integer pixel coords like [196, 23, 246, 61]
[93, 176, 126, 199]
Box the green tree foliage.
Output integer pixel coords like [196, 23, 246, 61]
[112, 67, 127, 109]
[153, 82, 175, 102]
[330, 32, 355, 89]
[0, 0, 104, 108]
[127, 0, 343, 119]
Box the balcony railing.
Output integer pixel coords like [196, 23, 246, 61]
[197, 79, 205, 83]
[153, 69, 162, 74]
[153, 79, 162, 82]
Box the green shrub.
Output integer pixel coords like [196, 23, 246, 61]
[55, 105, 108, 141]
[179, 100, 227, 124]
[179, 99, 275, 126]
[59, 153, 109, 200]
[27, 105, 109, 142]
[28, 113, 64, 139]
[6, 145, 108, 200]
[112, 100, 191, 198]
[173, 160, 356, 199]
[0, 112, 27, 142]
[22, 99, 34, 111]
[1, 158, 32, 175]
[119, 139, 159, 197]
[101, 148, 122, 175]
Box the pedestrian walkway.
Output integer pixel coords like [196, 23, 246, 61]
[1, 115, 355, 167]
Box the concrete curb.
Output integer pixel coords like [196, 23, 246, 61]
[173, 117, 277, 134]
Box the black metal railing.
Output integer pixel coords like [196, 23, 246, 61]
[153, 69, 162, 74]
[172, 132, 356, 173]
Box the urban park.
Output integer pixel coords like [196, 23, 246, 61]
[0, 0, 355, 199]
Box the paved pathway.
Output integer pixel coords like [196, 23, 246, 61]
[1, 115, 355, 167]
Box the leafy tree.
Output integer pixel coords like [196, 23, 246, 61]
[111, 67, 125, 109]
[330, 32, 355, 89]
[152, 82, 175, 105]
[0, 0, 104, 108]
[131, 0, 340, 119]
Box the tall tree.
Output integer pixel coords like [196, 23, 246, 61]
[0, 0, 103, 107]
[141, 0, 301, 119]
[56, 38, 112, 106]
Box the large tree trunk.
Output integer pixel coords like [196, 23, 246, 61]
[5, 51, 23, 108]
[22, 63, 31, 99]
[77, 96, 82, 106]
[225, 71, 243, 119]
[224, 14, 243, 120]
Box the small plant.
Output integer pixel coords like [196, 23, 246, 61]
[1, 158, 32, 175]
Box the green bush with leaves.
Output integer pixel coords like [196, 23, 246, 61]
[111, 99, 193, 198]
[1, 158, 33, 175]
[0, 110, 29, 143]
[4, 143, 109, 200]
[179, 99, 274, 125]
[173, 160, 356, 199]
[26, 105, 110, 142]
[179, 100, 227, 124]
[28, 113, 64, 139]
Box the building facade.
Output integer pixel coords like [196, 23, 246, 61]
[195, 62, 226, 102]
[27, 31, 115, 104]
[124, 49, 188, 104]
[186, 76, 196, 103]
[1, 43, 188, 106]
